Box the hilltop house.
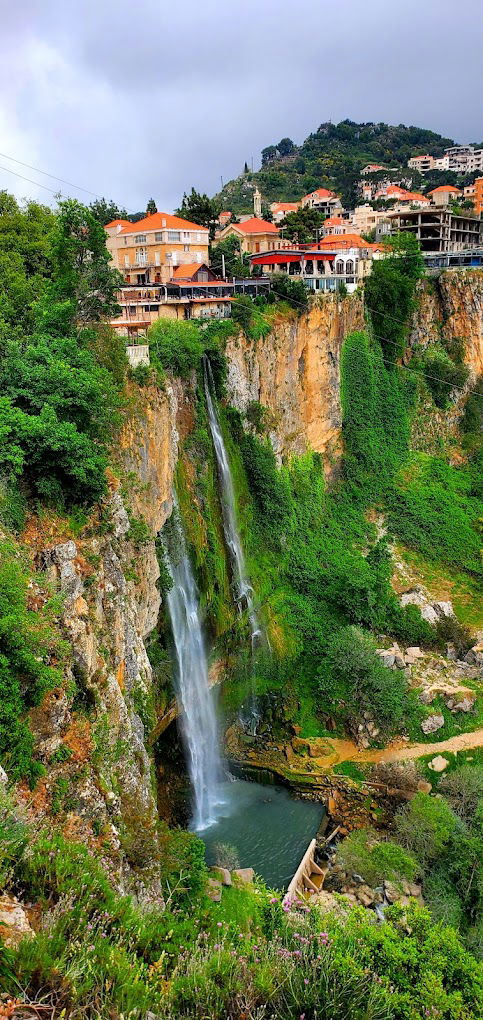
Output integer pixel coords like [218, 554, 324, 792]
[214, 216, 282, 255]
[270, 202, 299, 223]
[250, 232, 383, 293]
[105, 212, 210, 285]
[300, 188, 342, 216]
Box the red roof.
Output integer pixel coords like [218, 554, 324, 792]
[321, 232, 374, 249]
[429, 185, 462, 194]
[304, 187, 337, 200]
[272, 202, 299, 211]
[172, 263, 209, 279]
[230, 217, 279, 234]
[396, 191, 429, 203]
[119, 212, 209, 234]
[324, 216, 346, 225]
[105, 218, 131, 228]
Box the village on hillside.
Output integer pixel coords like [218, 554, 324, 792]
[105, 142, 483, 341]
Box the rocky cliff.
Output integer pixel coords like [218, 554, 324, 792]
[225, 294, 364, 469]
[410, 268, 483, 375]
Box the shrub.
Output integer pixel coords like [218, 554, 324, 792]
[317, 626, 408, 739]
[148, 319, 203, 377]
[423, 349, 469, 409]
[240, 432, 292, 537]
[231, 295, 254, 331]
[337, 829, 418, 887]
[440, 766, 483, 826]
[267, 272, 308, 312]
[214, 842, 240, 870]
[394, 791, 460, 869]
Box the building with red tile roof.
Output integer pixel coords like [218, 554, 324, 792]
[428, 185, 462, 207]
[105, 211, 210, 285]
[300, 188, 342, 215]
[214, 216, 282, 255]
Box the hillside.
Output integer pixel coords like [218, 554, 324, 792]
[217, 118, 457, 211]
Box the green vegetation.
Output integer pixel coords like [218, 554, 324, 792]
[0, 541, 65, 782]
[217, 119, 456, 211]
[3, 790, 482, 1018]
[0, 194, 127, 514]
[338, 828, 418, 887]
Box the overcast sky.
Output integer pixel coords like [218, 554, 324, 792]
[1, 0, 482, 213]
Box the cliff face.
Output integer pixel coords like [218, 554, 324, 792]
[21, 380, 183, 896]
[225, 294, 364, 469]
[410, 269, 483, 375]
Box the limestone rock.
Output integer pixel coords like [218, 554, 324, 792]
[451, 697, 475, 713]
[356, 884, 375, 907]
[0, 765, 8, 786]
[384, 881, 402, 904]
[206, 878, 222, 902]
[232, 868, 255, 884]
[428, 755, 449, 773]
[209, 867, 232, 886]
[417, 780, 432, 793]
[421, 713, 445, 735]
[0, 895, 33, 947]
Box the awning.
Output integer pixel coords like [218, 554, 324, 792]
[251, 253, 302, 265]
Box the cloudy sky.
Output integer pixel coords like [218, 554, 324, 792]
[1, 0, 482, 213]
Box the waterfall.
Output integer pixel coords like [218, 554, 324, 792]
[203, 358, 262, 647]
[162, 503, 222, 831]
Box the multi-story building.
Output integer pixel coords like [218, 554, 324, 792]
[105, 212, 210, 285]
[408, 146, 483, 174]
[321, 216, 348, 236]
[214, 216, 282, 255]
[350, 205, 392, 236]
[300, 188, 342, 216]
[471, 177, 483, 217]
[389, 208, 482, 252]
[249, 232, 383, 293]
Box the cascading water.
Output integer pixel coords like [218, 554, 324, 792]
[203, 358, 262, 648]
[162, 503, 222, 831]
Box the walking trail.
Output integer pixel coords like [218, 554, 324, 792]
[302, 728, 483, 771]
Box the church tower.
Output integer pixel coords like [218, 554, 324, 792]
[253, 186, 262, 218]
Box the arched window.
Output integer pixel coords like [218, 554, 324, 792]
[345, 259, 354, 274]
[335, 260, 344, 275]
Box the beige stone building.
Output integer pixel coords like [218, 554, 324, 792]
[214, 216, 282, 255]
[105, 212, 210, 285]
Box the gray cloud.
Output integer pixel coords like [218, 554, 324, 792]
[1, 0, 482, 212]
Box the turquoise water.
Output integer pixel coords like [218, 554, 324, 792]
[199, 778, 324, 889]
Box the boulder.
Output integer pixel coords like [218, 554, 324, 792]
[206, 878, 222, 902]
[406, 647, 424, 659]
[232, 868, 255, 884]
[209, 867, 232, 886]
[0, 895, 33, 947]
[452, 697, 475, 713]
[384, 881, 401, 904]
[0, 765, 7, 786]
[417, 780, 432, 793]
[421, 713, 445, 735]
[428, 755, 449, 773]
[434, 601, 454, 618]
[356, 884, 375, 907]
[394, 654, 406, 670]
[380, 652, 395, 668]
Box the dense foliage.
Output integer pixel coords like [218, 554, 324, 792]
[3, 791, 482, 1019]
[217, 119, 456, 211]
[0, 193, 127, 515]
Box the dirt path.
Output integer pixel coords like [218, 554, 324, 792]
[305, 729, 483, 770]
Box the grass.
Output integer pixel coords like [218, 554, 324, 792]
[396, 545, 483, 632]
[406, 693, 483, 744]
[332, 761, 368, 784]
[417, 747, 483, 786]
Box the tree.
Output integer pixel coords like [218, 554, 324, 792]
[176, 188, 220, 239]
[281, 207, 324, 243]
[209, 235, 250, 278]
[47, 199, 123, 327]
[89, 198, 128, 226]
[0, 193, 55, 334]
[394, 792, 460, 869]
[243, 162, 249, 174]
[277, 137, 295, 158]
[146, 198, 157, 215]
[261, 145, 278, 166]
[266, 273, 308, 312]
[365, 232, 423, 358]
[317, 625, 409, 738]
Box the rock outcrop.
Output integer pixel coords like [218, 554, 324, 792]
[225, 295, 364, 471]
[410, 270, 483, 375]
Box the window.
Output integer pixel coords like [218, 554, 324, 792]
[155, 252, 160, 266]
[124, 256, 130, 267]
[335, 260, 344, 275]
[346, 260, 354, 274]
[167, 231, 181, 242]
[184, 244, 189, 252]
[134, 234, 146, 243]
[155, 232, 163, 242]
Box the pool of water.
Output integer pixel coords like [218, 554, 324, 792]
[198, 778, 324, 890]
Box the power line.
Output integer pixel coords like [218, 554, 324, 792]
[0, 164, 60, 196]
[0, 151, 101, 198]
